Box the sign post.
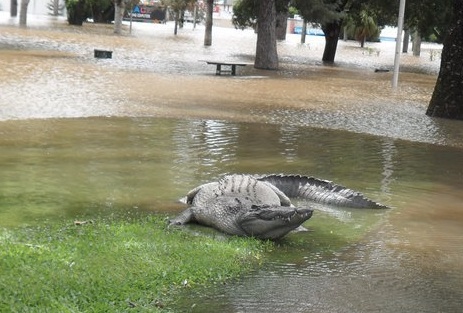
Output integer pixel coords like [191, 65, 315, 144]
[392, 0, 406, 89]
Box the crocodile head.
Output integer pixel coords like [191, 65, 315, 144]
[238, 204, 313, 240]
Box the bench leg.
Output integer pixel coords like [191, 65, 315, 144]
[216, 64, 221, 75]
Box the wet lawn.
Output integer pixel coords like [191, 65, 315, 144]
[0, 213, 271, 312]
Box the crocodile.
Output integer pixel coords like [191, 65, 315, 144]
[169, 174, 387, 239]
[169, 174, 313, 239]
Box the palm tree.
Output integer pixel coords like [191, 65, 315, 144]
[344, 9, 379, 48]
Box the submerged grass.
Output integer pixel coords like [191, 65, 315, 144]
[0, 214, 271, 312]
[266, 209, 384, 265]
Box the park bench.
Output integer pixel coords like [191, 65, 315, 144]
[203, 60, 248, 76]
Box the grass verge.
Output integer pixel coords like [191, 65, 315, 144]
[0, 213, 271, 312]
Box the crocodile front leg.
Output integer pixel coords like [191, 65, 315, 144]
[169, 208, 194, 225]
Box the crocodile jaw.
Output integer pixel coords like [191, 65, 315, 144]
[239, 206, 313, 240]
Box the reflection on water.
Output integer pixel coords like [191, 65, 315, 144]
[173, 120, 239, 173]
[1, 118, 462, 312]
[253, 99, 449, 145]
[379, 138, 396, 195]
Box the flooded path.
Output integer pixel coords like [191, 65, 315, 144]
[1, 14, 463, 312]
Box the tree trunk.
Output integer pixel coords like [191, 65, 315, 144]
[426, 0, 463, 120]
[275, 11, 288, 41]
[255, 0, 278, 70]
[114, 0, 125, 34]
[174, 11, 179, 35]
[179, 10, 184, 29]
[11, 0, 18, 17]
[53, 0, 59, 16]
[193, 4, 197, 29]
[360, 36, 365, 48]
[402, 28, 410, 53]
[301, 20, 307, 44]
[204, 0, 213, 46]
[321, 21, 342, 63]
[19, 0, 29, 26]
[412, 29, 421, 56]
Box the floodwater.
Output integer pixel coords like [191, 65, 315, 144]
[1, 14, 463, 312]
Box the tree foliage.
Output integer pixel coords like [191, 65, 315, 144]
[161, 0, 196, 13]
[363, 0, 396, 27]
[162, 0, 197, 34]
[232, 0, 289, 30]
[64, 0, 114, 25]
[404, 0, 454, 43]
[233, 0, 453, 65]
[65, 0, 88, 25]
[346, 5, 380, 47]
[367, 0, 453, 43]
[88, 0, 114, 23]
[232, 0, 257, 30]
[292, 0, 342, 24]
[47, 0, 65, 16]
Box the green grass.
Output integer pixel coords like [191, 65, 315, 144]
[0, 214, 271, 312]
[0, 208, 383, 312]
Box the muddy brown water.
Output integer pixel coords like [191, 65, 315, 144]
[1, 16, 462, 312]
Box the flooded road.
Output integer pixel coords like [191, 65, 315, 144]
[1, 13, 457, 145]
[1, 14, 463, 312]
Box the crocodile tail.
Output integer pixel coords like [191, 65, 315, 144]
[257, 174, 388, 209]
[257, 174, 308, 198]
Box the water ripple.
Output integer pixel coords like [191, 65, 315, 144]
[252, 102, 452, 146]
